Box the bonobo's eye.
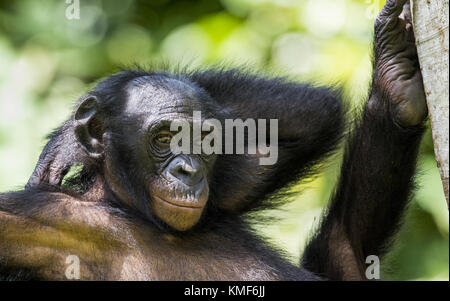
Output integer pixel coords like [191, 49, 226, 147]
[154, 131, 173, 145]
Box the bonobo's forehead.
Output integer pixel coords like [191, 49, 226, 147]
[124, 75, 204, 119]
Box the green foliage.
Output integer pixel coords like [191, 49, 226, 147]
[0, 0, 447, 280]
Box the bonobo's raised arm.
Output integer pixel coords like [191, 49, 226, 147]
[302, 0, 427, 280]
[189, 70, 345, 211]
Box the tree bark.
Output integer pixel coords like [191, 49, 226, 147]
[411, 0, 449, 206]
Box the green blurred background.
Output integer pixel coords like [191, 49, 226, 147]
[0, 0, 447, 280]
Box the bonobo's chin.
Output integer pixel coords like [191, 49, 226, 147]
[148, 180, 209, 231]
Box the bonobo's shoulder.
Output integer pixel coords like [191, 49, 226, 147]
[0, 186, 77, 214]
[0, 186, 123, 224]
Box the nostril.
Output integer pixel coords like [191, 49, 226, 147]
[179, 168, 193, 177]
[171, 163, 197, 178]
[167, 157, 203, 185]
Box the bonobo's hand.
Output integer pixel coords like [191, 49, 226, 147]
[371, 0, 427, 127]
[27, 121, 85, 188]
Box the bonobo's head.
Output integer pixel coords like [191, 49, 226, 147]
[74, 73, 220, 231]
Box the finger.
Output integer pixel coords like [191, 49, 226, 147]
[26, 164, 50, 188]
[379, 0, 408, 18]
[49, 164, 71, 186]
[375, 0, 408, 35]
[377, 0, 408, 27]
[399, 0, 412, 24]
[399, 1, 416, 43]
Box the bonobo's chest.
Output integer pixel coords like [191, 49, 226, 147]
[112, 231, 286, 281]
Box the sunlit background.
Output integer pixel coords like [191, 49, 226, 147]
[0, 0, 448, 280]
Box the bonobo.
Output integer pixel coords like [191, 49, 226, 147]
[0, 0, 427, 280]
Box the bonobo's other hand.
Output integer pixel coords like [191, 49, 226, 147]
[371, 0, 427, 127]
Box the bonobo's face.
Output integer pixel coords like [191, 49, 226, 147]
[104, 76, 216, 231]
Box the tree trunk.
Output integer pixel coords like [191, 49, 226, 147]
[411, 0, 449, 206]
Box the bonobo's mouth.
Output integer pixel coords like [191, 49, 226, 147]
[148, 177, 209, 231]
[151, 178, 209, 208]
[153, 195, 204, 209]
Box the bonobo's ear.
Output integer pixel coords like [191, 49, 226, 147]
[74, 95, 104, 159]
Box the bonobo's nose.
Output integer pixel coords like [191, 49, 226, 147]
[167, 156, 203, 186]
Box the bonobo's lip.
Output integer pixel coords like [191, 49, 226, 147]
[153, 195, 205, 209]
[149, 177, 209, 210]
